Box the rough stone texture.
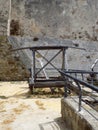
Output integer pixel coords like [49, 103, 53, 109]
[0, 0, 9, 35]
[11, 0, 98, 41]
[1, 0, 98, 80]
[61, 97, 98, 130]
[0, 36, 29, 81]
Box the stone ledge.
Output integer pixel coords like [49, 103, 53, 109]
[61, 97, 98, 130]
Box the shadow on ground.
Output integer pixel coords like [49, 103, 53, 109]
[39, 117, 69, 130]
[0, 86, 64, 99]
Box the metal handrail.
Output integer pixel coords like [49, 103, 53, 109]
[60, 71, 98, 92]
[59, 70, 98, 111]
[62, 69, 98, 74]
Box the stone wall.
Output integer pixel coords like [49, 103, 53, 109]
[0, 36, 29, 81]
[11, 0, 98, 41]
[0, 0, 98, 80]
[0, 0, 9, 35]
[0, 1, 30, 81]
[61, 98, 98, 130]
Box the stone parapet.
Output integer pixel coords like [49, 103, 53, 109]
[61, 97, 98, 130]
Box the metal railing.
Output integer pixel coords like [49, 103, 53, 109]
[59, 69, 98, 111]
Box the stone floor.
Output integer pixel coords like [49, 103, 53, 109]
[0, 82, 69, 130]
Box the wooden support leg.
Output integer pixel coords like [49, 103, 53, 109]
[50, 87, 55, 94]
[29, 84, 34, 94]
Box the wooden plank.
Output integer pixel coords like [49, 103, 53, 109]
[29, 81, 65, 88]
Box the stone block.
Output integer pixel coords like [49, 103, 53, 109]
[61, 97, 98, 130]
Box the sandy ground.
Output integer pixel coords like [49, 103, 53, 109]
[0, 82, 69, 130]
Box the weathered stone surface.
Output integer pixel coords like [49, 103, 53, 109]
[0, 0, 9, 35]
[1, 0, 98, 39]
[11, 0, 98, 41]
[61, 97, 98, 130]
[1, 0, 98, 80]
[0, 36, 29, 81]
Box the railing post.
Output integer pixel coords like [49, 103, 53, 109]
[62, 75, 68, 97]
[64, 82, 68, 97]
[75, 81, 82, 111]
[62, 48, 65, 69]
[29, 50, 35, 85]
[62, 48, 68, 70]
